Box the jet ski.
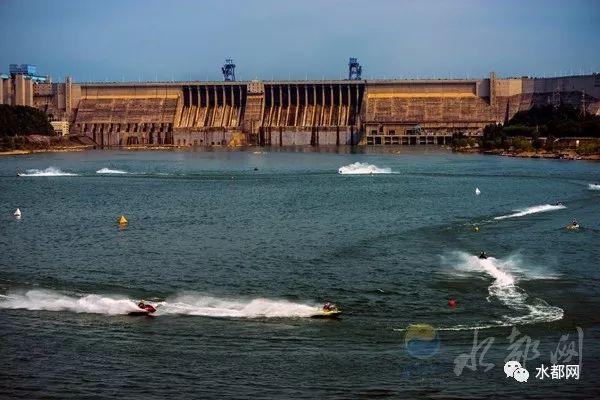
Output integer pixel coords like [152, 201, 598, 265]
[128, 301, 157, 316]
[565, 223, 580, 231]
[311, 303, 342, 319]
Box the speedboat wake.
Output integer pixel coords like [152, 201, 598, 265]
[494, 204, 566, 220]
[17, 167, 77, 177]
[436, 252, 563, 330]
[0, 290, 324, 319]
[338, 162, 392, 175]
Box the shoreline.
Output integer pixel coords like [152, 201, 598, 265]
[455, 147, 600, 161]
[2, 143, 599, 161]
[0, 145, 94, 157]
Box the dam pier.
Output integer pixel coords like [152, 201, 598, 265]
[2, 63, 599, 147]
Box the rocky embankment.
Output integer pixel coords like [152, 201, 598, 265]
[454, 146, 600, 161]
[0, 135, 94, 156]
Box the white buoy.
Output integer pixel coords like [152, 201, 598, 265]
[475, 188, 481, 196]
[14, 208, 21, 217]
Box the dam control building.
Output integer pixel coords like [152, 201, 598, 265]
[1, 64, 599, 147]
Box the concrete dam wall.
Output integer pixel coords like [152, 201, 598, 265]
[256, 82, 363, 146]
[12, 72, 600, 147]
[173, 83, 247, 146]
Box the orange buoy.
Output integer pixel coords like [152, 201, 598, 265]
[118, 215, 128, 225]
[448, 298, 457, 308]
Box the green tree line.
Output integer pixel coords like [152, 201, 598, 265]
[482, 105, 600, 148]
[0, 104, 54, 137]
[480, 104, 600, 152]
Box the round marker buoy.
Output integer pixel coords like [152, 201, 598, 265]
[473, 226, 480, 232]
[14, 208, 22, 218]
[448, 298, 457, 308]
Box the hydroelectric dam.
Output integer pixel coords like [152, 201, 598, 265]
[2, 63, 599, 147]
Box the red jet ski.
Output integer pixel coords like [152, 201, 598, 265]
[128, 301, 157, 316]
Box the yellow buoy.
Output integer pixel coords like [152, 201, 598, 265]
[118, 215, 128, 224]
[473, 226, 480, 232]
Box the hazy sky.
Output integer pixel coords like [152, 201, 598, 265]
[0, 0, 598, 82]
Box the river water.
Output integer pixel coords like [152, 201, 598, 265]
[1, 148, 599, 399]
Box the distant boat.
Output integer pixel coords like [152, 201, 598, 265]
[475, 188, 481, 196]
[14, 208, 21, 217]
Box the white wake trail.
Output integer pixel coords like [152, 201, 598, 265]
[588, 183, 600, 190]
[338, 162, 392, 175]
[494, 204, 566, 220]
[0, 290, 139, 315]
[96, 168, 128, 174]
[451, 252, 563, 326]
[157, 294, 317, 318]
[18, 167, 78, 177]
[0, 290, 320, 318]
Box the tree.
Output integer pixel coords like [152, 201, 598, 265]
[0, 104, 54, 137]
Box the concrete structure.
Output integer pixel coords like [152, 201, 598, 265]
[33, 76, 78, 122]
[1, 74, 35, 106]
[0, 64, 50, 107]
[50, 120, 70, 136]
[253, 81, 363, 146]
[363, 73, 600, 145]
[69, 80, 364, 147]
[9, 64, 48, 83]
[3, 68, 599, 146]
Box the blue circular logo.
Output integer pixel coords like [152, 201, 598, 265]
[404, 323, 440, 359]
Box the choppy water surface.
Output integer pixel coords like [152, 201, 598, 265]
[1, 148, 599, 399]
